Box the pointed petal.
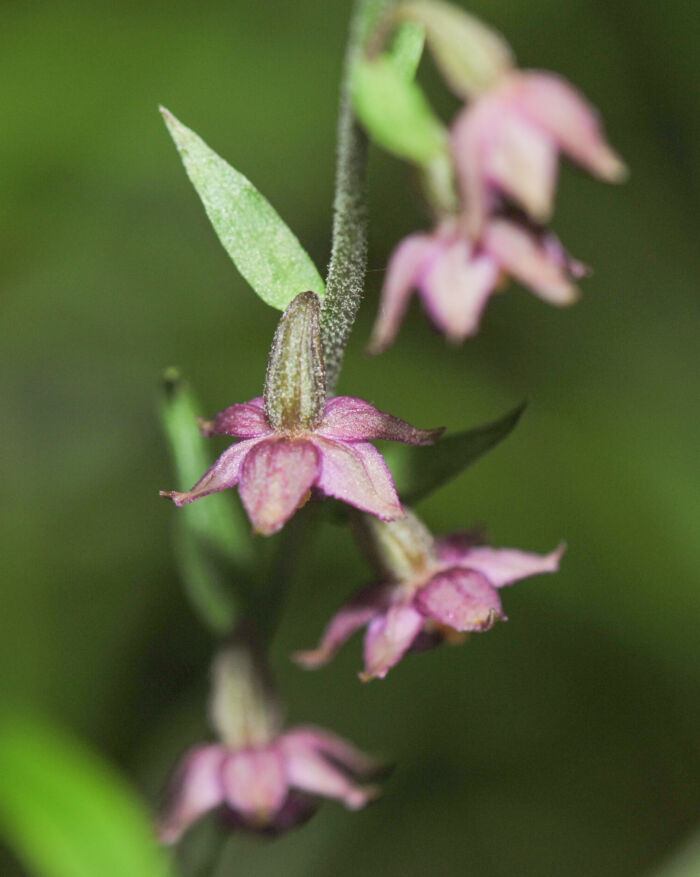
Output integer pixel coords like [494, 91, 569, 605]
[420, 238, 500, 341]
[282, 726, 382, 777]
[160, 437, 263, 506]
[283, 745, 379, 810]
[199, 397, 270, 438]
[292, 583, 389, 669]
[362, 604, 424, 680]
[450, 100, 495, 236]
[238, 438, 320, 535]
[312, 438, 403, 521]
[485, 110, 558, 222]
[415, 568, 503, 632]
[222, 748, 288, 824]
[460, 542, 565, 588]
[157, 745, 227, 844]
[367, 233, 438, 355]
[319, 397, 443, 445]
[484, 219, 580, 305]
[517, 72, 627, 182]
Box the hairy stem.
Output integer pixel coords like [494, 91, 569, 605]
[320, 0, 389, 394]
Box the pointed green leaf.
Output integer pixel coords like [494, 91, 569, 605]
[385, 403, 526, 505]
[351, 55, 447, 166]
[159, 369, 257, 634]
[0, 713, 171, 877]
[161, 108, 325, 311]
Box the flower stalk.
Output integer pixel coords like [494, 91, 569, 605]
[320, 0, 391, 393]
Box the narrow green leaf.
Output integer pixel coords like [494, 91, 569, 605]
[385, 403, 526, 505]
[387, 21, 425, 80]
[0, 713, 170, 877]
[351, 55, 447, 166]
[651, 832, 700, 877]
[159, 369, 257, 634]
[161, 107, 325, 311]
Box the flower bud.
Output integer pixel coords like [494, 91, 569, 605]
[396, 0, 514, 99]
[264, 291, 326, 432]
[356, 508, 437, 582]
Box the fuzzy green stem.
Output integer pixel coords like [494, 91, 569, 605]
[320, 0, 390, 394]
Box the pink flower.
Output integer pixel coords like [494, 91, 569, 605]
[368, 215, 585, 353]
[451, 70, 627, 234]
[295, 514, 564, 680]
[161, 292, 442, 534]
[157, 725, 381, 842]
[158, 639, 382, 843]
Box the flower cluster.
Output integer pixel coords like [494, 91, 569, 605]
[369, 10, 625, 350]
[157, 0, 625, 849]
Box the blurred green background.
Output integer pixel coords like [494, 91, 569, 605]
[1, 0, 698, 875]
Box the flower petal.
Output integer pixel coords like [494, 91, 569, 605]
[460, 543, 565, 588]
[281, 726, 382, 778]
[367, 232, 439, 354]
[319, 397, 443, 445]
[160, 437, 263, 506]
[517, 72, 627, 182]
[415, 568, 503, 632]
[283, 745, 379, 810]
[419, 237, 501, 341]
[312, 438, 403, 521]
[450, 99, 496, 235]
[485, 110, 558, 222]
[157, 745, 227, 844]
[199, 397, 270, 438]
[484, 219, 580, 305]
[223, 748, 288, 825]
[292, 583, 390, 669]
[362, 604, 424, 680]
[238, 438, 320, 535]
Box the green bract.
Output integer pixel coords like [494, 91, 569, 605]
[385, 403, 526, 505]
[0, 714, 171, 877]
[351, 56, 447, 166]
[387, 20, 426, 80]
[161, 108, 325, 311]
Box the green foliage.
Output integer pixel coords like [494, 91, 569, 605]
[387, 21, 425, 80]
[351, 55, 447, 166]
[0, 713, 170, 877]
[159, 369, 257, 634]
[385, 403, 526, 505]
[161, 108, 325, 311]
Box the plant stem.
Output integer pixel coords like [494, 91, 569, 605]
[320, 0, 389, 394]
